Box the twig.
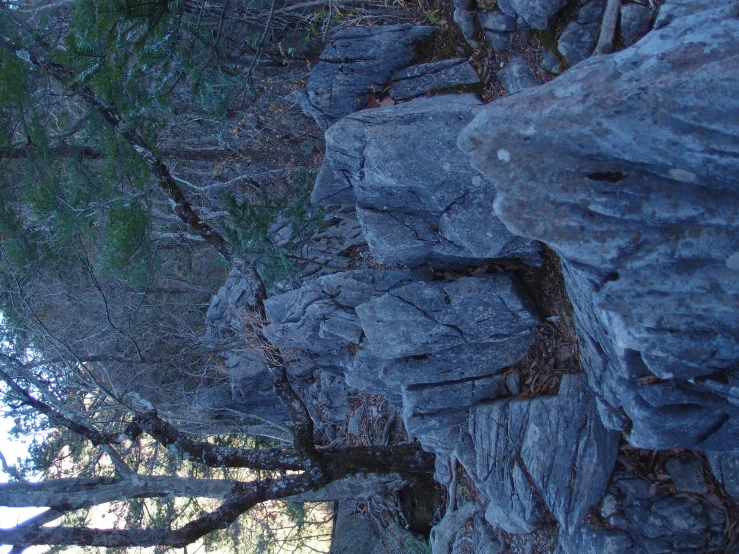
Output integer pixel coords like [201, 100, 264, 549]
[245, 0, 277, 86]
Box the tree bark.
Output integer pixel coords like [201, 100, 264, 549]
[0, 475, 317, 548]
[0, 475, 241, 509]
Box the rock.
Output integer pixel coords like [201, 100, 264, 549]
[478, 10, 517, 31]
[497, 56, 539, 93]
[458, 0, 739, 450]
[351, 338, 535, 387]
[311, 161, 355, 206]
[509, 0, 569, 29]
[331, 501, 385, 554]
[578, 0, 606, 24]
[316, 370, 352, 422]
[293, 24, 435, 128]
[540, 50, 562, 75]
[653, 0, 731, 29]
[707, 452, 739, 500]
[195, 350, 288, 422]
[453, 0, 479, 47]
[390, 58, 480, 100]
[474, 513, 502, 554]
[402, 374, 506, 457]
[320, 94, 541, 267]
[484, 30, 513, 53]
[664, 455, 709, 494]
[263, 269, 414, 352]
[205, 267, 262, 344]
[620, 3, 652, 46]
[559, 471, 728, 554]
[497, 0, 518, 17]
[469, 375, 620, 534]
[557, 21, 599, 66]
[355, 274, 538, 360]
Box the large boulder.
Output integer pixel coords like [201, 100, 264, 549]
[467, 374, 620, 534]
[458, 0, 739, 450]
[293, 25, 434, 129]
[317, 94, 541, 267]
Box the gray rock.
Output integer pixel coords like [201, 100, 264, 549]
[454, 0, 479, 47]
[484, 30, 513, 54]
[402, 374, 506, 458]
[311, 161, 355, 206]
[707, 452, 739, 500]
[195, 350, 288, 422]
[557, 21, 599, 66]
[320, 94, 541, 267]
[497, 0, 518, 17]
[390, 58, 479, 100]
[316, 370, 352, 421]
[474, 513, 502, 554]
[205, 267, 262, 343]
[665, 455, 709, 494]
[478, 10, 517, 31]
[331, 501, 385, 554]
[497, 56, 539, 93]
[578, 0, 606, 24]
[356, 274, 538, 360]
[620, 3, 652, 46]
[458, 0, 739, 450]
[294, 24, 435, 128]
[560, 471, 728, 554]
[263, 269, 414, 352]
[469, 375, 620, 534]
[653, 0, 733, 29]
[540, 50, 562, 75]
[350, 338, 535, 387]
[509, 0, 569, 29]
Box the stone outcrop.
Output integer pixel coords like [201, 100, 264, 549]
[465, 374, 619, 534]
[557, 470, 730, 554]
[316, 94, 541, 267]
[206, 2, 739, 551]
[458, 0, 739, 451]
[263, 270, 539, 458]
[292, 24, 434, 129]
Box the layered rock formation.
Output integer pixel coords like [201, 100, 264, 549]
[206, 1, 739, 551]
[458, 0, 739, 452]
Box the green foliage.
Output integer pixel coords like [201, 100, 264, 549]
[100, 200, 155, 285]
[222, 170, 325, 286]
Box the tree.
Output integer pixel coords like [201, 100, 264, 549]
[0, 2, 435, 551]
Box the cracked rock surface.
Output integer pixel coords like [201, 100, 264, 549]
[318, 94, 541, 267]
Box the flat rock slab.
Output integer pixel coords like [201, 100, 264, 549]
[319, 94, 540, 267]
[294, 24, 434, 129]
[356, 273, 538, 360]
[390, 58, 479, 100]
[459, 1, 739, 450]
[263, 269, 414, 352]
[469, 374, 620, 534]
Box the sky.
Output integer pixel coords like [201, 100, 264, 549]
[0, 414, 46, 553]
[0, 312, 46, 551]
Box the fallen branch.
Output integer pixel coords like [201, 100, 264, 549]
[594, 0, 622, 55]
